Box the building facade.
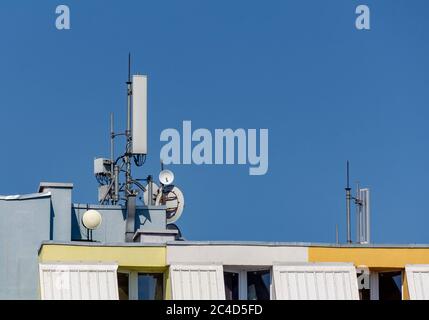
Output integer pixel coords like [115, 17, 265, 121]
[2, 182, 429, 300]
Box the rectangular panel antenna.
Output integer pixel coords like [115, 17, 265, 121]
[357, 188, 370, 244]
[132, 75, 147, 155]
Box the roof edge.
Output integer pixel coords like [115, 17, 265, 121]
[0, 192, 51, 201]
[165, 240, 429, 248]
[38, 182, 74, 193]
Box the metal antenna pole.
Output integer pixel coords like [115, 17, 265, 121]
[345, 161, 352, 244]
[356, 181, 360, 243]
[110, 113, 114, 170]
[110, 113, 115, 203]
[125, 53, 133, 197]
[127, 53, 132, 135]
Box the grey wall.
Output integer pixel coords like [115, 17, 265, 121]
[39, 183, 73, 242]
[72, 204, 126, 242]
[0, 194, 51, 299]
[0, 182, 168, 299]
[72, 204, 168, 242]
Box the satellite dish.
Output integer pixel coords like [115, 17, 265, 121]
[143, 181, 160, 206]
[82, 210, 102, 230]
[155, 186, 185, 224]
[167, 223, 183, 240]
[159, 169, 175, 186]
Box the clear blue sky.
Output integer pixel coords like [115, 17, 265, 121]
[1, 0, 428, 244]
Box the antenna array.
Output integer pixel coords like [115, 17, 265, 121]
[93, 55, 185, 240]
[341, 161, 371, 245]
[94, 55, 148, 205]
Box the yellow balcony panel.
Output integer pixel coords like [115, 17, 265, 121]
[38, 242, 167, 268]
[309, 246, 429, 269]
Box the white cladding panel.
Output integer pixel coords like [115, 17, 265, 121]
[170, 264, 226, 300]
[167, 245, 308, 266]
[39, 263, 119, 300]
[273, 264, 359, 300]
[406, 265, 429, 300]
[132, 75, 147, 155]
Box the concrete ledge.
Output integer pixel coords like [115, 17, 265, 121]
[38, 182, 74, 193]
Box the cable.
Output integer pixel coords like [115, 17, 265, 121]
[133, 154, 146, 167]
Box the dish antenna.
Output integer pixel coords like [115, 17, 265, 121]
[156, 185, 185, 224]
[159, 169, 175, 186]
[82, 209, 102, 241]
[82, 210, 102, 230]
[167, 223, 183, 240]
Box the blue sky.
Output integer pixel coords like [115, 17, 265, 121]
[1, 1, 429, 244]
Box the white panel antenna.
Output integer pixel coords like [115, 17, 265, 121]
[356, 188, 370, 244]
[132, 75, 147, 155]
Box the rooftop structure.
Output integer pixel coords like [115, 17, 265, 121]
[1, 182, 429, 300]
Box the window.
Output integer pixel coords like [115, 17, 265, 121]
[247, 270, 270, 300]
[359, 288, 371, 300]
[117, 271, 164, 300]
[224, 268, 271, 300]
[356, 267, 370, 300]
[118, 273, 129, 300]
[224, 272, 239, 300]
[138, 273, 164, 300]
[378, 271, 402, 300]
[367, 270, 404, 300]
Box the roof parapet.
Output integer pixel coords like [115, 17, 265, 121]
[38, 182, 74, 193]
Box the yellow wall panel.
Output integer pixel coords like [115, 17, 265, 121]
[39, 244, 167, 268]
[309, 247, 429, 269]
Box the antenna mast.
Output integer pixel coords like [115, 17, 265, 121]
[125, 53, 133, 198]
[93, 55, 186, 242]
[95, 54, 140, 206]
[345, 161, 352, 244]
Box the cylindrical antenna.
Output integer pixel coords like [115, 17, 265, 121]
[110, 113, 115, 204]
[126, 53, 132, 139]
[356, 181, 361, 243]
[345, 161, 352, 244]
[128, 52, 131, 83]
[125, 53, 133, 196]
[148, 175, 153, 206]
[110, 113, 114, 173]
[114, 165, 120, 203]
[346, 161, 350, 189]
